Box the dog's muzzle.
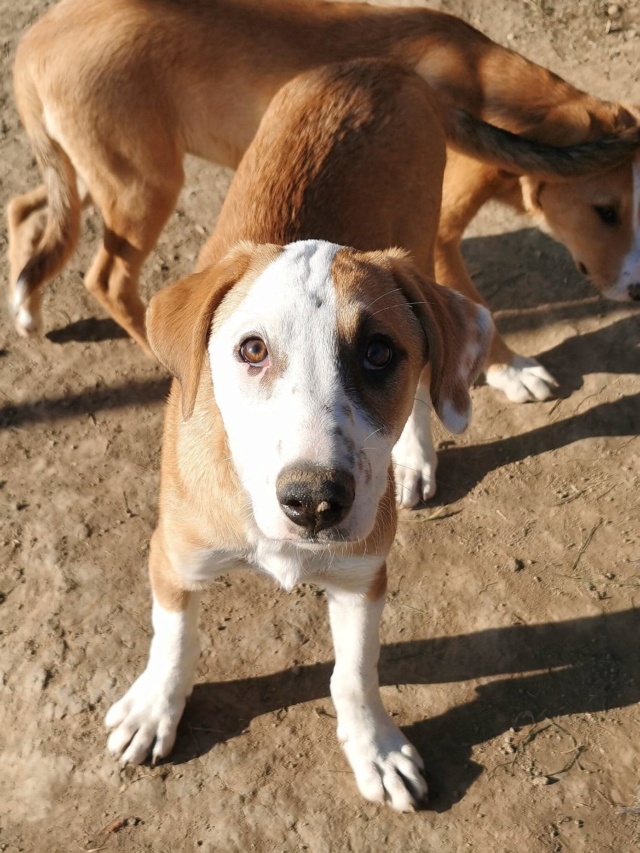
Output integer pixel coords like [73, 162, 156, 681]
[276, 464, 355, 535]
[628, 283, 640, 302]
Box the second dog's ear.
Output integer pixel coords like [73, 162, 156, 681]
[388, 251, 493, 433]
[146, 243, 255, 419]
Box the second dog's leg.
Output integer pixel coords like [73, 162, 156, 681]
[85, 177, 183, 357]
[326, 568, 427, 811]
[105, 530, 199, 765]
[437, 153, 558, 403]
[7, 185, 57, 336]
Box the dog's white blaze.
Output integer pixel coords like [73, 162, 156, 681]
[609, 155, 640, 301]
[208, 240, 393, 544]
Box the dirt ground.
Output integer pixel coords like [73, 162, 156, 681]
[1, 1, 639, 851]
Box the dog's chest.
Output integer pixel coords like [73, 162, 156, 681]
[179, 534, 380, 593]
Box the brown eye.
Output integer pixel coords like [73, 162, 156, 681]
[364, 338, 393, 370]
[594, 205, 619, 227]
[239, 337, 269, 366]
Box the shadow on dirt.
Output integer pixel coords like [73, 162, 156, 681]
[175, 607, 639, 811]
[435, 389, 638, 503]
[462, 226, 599, 312]
[0, 377, 170, 428]
[46, 316, 130, 344]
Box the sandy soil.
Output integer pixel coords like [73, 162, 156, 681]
[1, 1, 639, 851]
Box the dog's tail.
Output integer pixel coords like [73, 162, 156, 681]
[10, 60, 81, 332]
[445, 107, 640, 178]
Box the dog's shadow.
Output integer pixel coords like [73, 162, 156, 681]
[171, 607, 640, 811]
[46, 316, 129, 344]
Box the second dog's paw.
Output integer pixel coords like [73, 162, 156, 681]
[486, 356, 558, 403]
[105, 672, 188, 766]
[341, 721, 428, 811]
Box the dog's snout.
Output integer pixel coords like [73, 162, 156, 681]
[276, 465, 355, 533]
[628, 283, 640, 302]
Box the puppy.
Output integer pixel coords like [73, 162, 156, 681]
[104, 59, 492, 810]
[8, 0, 638, 391]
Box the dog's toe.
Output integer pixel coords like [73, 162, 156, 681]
[342, 718, 428, 811]
[105, 672, 186, 765]
[393, 456, 437, 507]
[486, 356, 558, 403]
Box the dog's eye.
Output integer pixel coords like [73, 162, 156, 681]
[364, 338, 394, 370]
[239, 337, 269, 366]
[594, 205, 619, 227]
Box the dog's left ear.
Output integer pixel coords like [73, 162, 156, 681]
[146, 243, 256, 419]
[388, 250, 493, 434]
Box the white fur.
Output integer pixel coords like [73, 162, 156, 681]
[392, 383, 438, 507]
[208, 240, 395, 543]
[105, 594, 201, 765]
[106, 240, 435, 806]
[486, 355, 558, 403]
[607, 156, 640, 302]
[326, 582, 427, 810]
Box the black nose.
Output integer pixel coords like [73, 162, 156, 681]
[276, 464, 355, 534]
[628, 283, 640, 301]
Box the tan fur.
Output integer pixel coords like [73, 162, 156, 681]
[148, 58, 482, 601]
[8, 0, 640, 360]
[367, 563, 388, 602]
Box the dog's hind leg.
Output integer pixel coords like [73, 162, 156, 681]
[7, 137, 81, 337]
[437, 152, 558, 402]
[83, 171, 184, 357]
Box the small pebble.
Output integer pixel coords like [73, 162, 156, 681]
[531, 775, 551, 786]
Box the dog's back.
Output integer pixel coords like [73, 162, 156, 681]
[198, 59, 446, 277]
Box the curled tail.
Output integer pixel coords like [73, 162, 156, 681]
[444, 107, 640, 178]
[10, 64, 81, 334]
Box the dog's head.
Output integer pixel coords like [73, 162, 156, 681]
[520, 107, 640, 303]
[148, 240, 490, 545]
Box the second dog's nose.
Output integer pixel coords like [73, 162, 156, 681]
[628, 283, 640, 301]
[276, 465, 355, 533]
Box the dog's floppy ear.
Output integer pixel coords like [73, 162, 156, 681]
[387, 250, 493, 433]
[146, 243, 255, 419]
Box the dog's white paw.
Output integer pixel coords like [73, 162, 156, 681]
[393, 455, 437, 508]
[105, 671, 188, 765]
[392, 405, 437, 508]
[486, 355, 558, 403]
[340, 719, 427, 811]
[14, 305, 42, 337]
[11, 276, 43, 338]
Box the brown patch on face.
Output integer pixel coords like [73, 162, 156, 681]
[331, 247, 426, 436]
[367, 563, 387, 602]
[384, 251, 491, 433]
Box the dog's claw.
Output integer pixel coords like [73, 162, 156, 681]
[486, 355, 558, 403]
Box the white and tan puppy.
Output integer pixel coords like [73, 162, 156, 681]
[9, 0, 639, 397]
[104, 60, 491, 810]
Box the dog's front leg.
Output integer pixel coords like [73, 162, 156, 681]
[105, 531, 200, 765]
[326, 570, 427, 811]
[392, 377, 437, 508]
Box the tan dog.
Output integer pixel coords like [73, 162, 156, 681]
[104, 59, 492, 810]
[8, 0, 640, 402]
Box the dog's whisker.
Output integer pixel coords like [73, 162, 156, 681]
[363, 286, 404, 312]
[370, 300, 430, 318]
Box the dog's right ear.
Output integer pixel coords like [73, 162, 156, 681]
[146, 244, 254, 419]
